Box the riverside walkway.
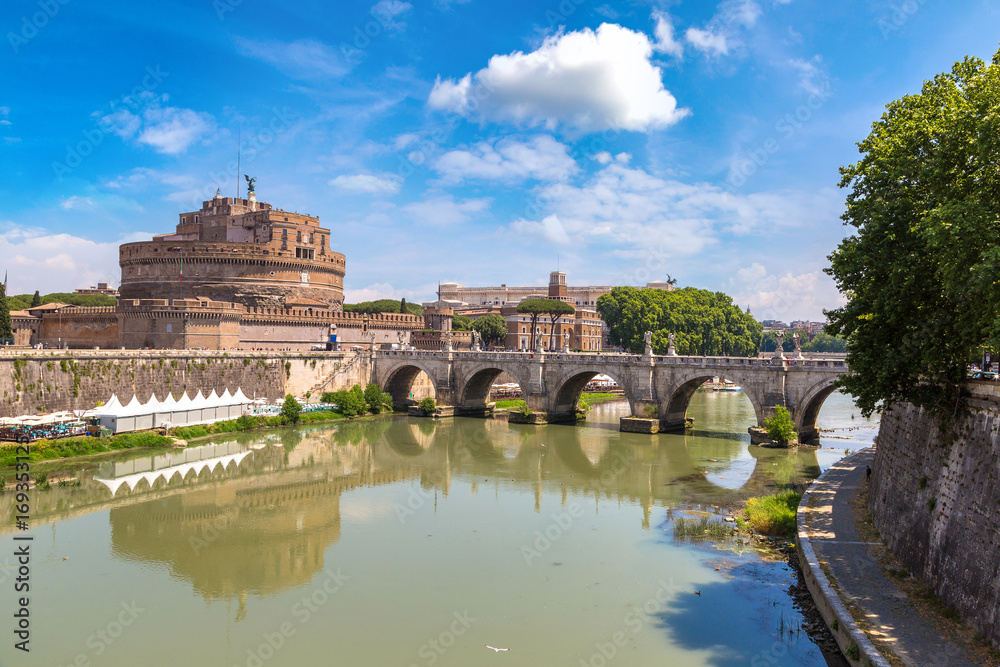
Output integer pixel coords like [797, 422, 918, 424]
[798, 449, 981, 666]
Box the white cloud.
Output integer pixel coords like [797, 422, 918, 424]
[787, 56, 829, 96]
[511, 214, 572, 245]
[60, 196, 95, 210]
[235, 37, 353, 80]
[433, 135, 578, 184]
[370, 0, 412, 31]
[344, 282, 404, 303]
[403, 195, 491, 225]
[97, 94, 215, 155]
[652, 11, 684, 57]
[594, 151, 612, 164]
[509, 163, 839, 258]
[726, 262, 845, 321]
[0, 106, 9, 117]
[685, 27, 729, 56]
[0, 227, 152, 296]
[330, 173, 403, 194]
[428, 23, 689, 132]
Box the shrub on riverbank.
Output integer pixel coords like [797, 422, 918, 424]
[673, 516, 734, 539]
[0, 431, 172, 467]
[742, 490, 802, 536]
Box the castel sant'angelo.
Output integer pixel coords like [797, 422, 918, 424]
[10, 188, 424, 350]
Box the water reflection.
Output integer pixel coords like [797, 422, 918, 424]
[0, 391, 872, 667]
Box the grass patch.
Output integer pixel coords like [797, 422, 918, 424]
[673, 516, 734, 539]
[743, 489, 802, 536]
[494, 398, 526, 409]
[169, 411, 346, 441]
[0, 431, 173, 467]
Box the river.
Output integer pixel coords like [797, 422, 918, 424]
[0, 390, 876, 666]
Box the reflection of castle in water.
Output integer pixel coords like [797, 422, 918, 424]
[7, 414, 824, 609]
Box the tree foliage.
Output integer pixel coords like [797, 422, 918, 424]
[30, 291, 41, 308]
[344, 299, 423, 316]
[452, 314, 473, 331]
[764, 406, 797, 444]
[516, 299, 573, 350]
[363, 382, 393, 414]
[331, 385, 367, 417]
[472, 313, 507, 346]
[6, 292, 116, 311]
[804, 332, 847, 353]
[826, 50, 1000, 416]
[0, 284, 11, 341]
[597, 286, 761, 356]
[281, 394, 302, 423]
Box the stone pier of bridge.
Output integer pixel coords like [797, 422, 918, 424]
[373, 349, 847, 442]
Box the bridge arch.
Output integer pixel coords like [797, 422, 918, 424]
[454, 362, 532, 409]
[661, 369, 764, 429]
[380, 361, 442, 407]
[794, 377, 842, 442]
[546, 366, 634, 417]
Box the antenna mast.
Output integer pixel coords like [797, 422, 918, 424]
[236, 126, 241, 199]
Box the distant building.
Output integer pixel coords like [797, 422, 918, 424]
[74, 282, 119, 297]
[437, 271, 675, 309]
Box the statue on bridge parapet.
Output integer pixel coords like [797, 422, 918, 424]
[397, 331, 406, 347]
[535, 327, 544, 354]
[643, 330, 653, 356]
[773, 331, 785, 360]
[471, 330, 482, 352]
[563, 331, 570, 353]
[792, 332, 803, 360]
[667, 332, 677, 356]
[444, 330, 453, 352]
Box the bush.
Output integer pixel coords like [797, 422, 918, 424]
[514, 402, 533, 416]
[418, 397, 437, 414]
[743, 490, 801, 536]
[764, 406, 797, 443]
[363, 383, 392, 414]
[333, 386, 367, 417]
[320, 391, 337, 404]
[281, 394, 302, 423]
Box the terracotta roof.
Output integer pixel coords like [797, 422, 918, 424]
[26, 302, 71, 312]
[9, 310, 34, 318]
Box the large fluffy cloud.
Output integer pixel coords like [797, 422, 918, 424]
[726, 263, 846, 322]
[428, 23, 689, 132]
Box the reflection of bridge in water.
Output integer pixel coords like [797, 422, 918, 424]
[375, 350, 847, 440]
[1, 416, 821, 614]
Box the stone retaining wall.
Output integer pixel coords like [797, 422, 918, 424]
[869, 385, 1000, 648]
[0, 350, 373, 417]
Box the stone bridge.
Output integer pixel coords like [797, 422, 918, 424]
[373, 349, 848, 440]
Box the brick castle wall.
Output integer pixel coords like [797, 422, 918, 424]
[869, 385, 1000, 648]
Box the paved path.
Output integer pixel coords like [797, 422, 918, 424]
[803, 449, 980, 667]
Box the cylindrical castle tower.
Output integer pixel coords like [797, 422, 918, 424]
[118, 191, 346, 309]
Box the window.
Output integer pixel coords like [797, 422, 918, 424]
[282, 229, 288, 238]
[295, 247, 315, 260]
[297, 231, 302, 242]
[166, 323, 172, 333]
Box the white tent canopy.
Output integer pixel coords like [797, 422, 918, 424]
[87, 388, 254, 434]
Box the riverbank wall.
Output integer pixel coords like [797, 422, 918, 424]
[0, 350, 373, 417]
[869, 383, 1000, 648]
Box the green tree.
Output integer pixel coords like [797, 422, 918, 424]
[30, 291, 41, 308]
[516, 299, 572, 350]
[344, 299, 424, 316]
[597, 286, 761, 356]
[826, 50, 1000, 416]
[399, 297, 407, 314]
[418, 397, 436, 414]
[764, 406, 797, 443]
[281, 394, 302, 423]
[544, 300, 574, 350]
[803, 332, 847, 353]
[363, 382, 393, 414]
[0, 284, 11, 342]
[472, 313, 507, 347]
[452, 314, 473, 331]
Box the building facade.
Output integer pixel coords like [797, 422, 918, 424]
[437, 272, 675, 309]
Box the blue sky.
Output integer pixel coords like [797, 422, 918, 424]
[1, 0, 998, 321]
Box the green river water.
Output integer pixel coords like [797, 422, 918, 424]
[0, 390, 877, 667]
